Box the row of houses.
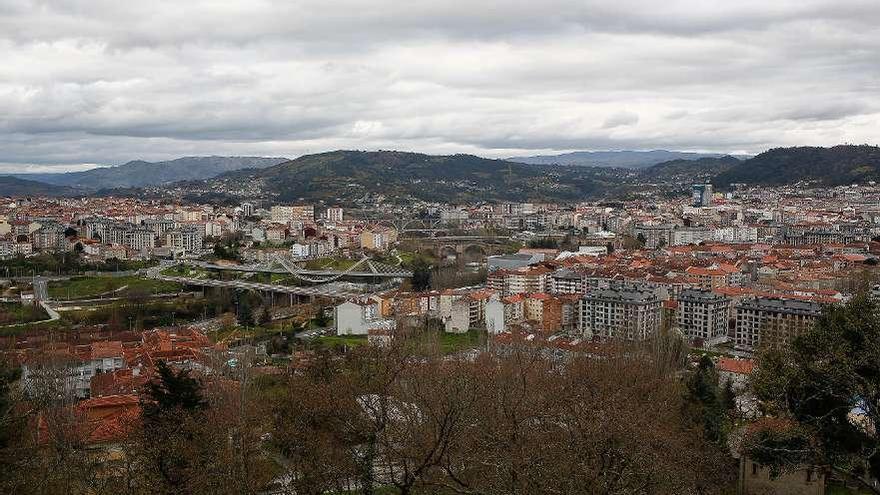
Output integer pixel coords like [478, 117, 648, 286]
[335, 283, 826, 352]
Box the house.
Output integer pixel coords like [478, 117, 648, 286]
[738, 455, 825, 495]
[524, 293, 562, 334]
[22, 340, 126, 399]
[444, 298, 471, 333]
[485, 296, 506, 334]
[717, 357, 755, 393]
[335, 300, 395, 336]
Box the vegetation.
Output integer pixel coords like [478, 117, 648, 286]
[409, 257, 431, 292]
[0, 303, 48, 326]
[47, 276, 183, 300]
[749, 295, 880, 493]
[715, 144, 880, 187]
[214, 150, 618, 203]
[640, 156, 740, 182]
[0, 253, 156, 277]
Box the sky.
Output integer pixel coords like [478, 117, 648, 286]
[0, 0, 878, 173]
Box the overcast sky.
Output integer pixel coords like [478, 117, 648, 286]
[1, 0, 878, 172]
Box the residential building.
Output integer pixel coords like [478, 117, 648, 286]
[579, 287, 661, 340]
[335, 300, 395, 336]
[676, 288, 730, 346]
[734, 297, 823, 350]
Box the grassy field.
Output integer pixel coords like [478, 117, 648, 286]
[0, 302, 49, 326]
[48, 276, 183, 300]
[438, 329, 484, 354]
[314, 334, 369, 348]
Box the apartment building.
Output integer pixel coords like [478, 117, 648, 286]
[676, 288, 730, 346]
[579, 287, 661, 340]
[734, 297, 823, 350]
[550, 268, 585, 294]
[166, 226, 204, 255]
[271, 205, 315, 224]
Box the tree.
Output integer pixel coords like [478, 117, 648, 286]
[410, 258, 431, 292]
[684, 355, 725, 444]
[750, 295, 880, 493]
[720, 377, 737, 414]
[237, 298, 254, 327]
[258, 305, 272, 326]
[140, 361, 208, 494]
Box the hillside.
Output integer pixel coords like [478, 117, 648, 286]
[0, 176, 81, 196]
[714, 145, 880, 186]
[641, 156, 741, 182]
[508, 150, 744, 169]
[15, 156, 288, 190]
[209, 150, 616, 203]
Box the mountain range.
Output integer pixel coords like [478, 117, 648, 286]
[10, 156, 288, 190]
[509, 150, 750, 169]
[197, 150, 617, 203]
[4, 145, 880, 201]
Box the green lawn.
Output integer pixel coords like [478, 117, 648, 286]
[48, 276, 183, 300]
[314, 334, 369, 348]
[438, 329, 483, 354]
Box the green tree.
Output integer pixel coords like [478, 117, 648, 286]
[237, 298, 254, 327]
[411, 257, 432, 292]
[720, 377, 737, 414]
[684, 355, 725, 444]
[750, 295, 880, 493]
[258, 305, 272, 326]
[141, 361, 208, 493]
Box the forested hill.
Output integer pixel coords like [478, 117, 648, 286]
[713, 145, 880, 186]
[215, 150, 616, 202]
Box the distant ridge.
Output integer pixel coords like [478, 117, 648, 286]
[203, 150, 616, 202]
[11, 156, 288, 190]
[641, 156, 741, 181]
[714, 145, 880, 186]
[0, 176, 81, 197]
[508, 150, 749, 169]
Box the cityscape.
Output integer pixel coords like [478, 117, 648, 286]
[1, 1, 879, 495]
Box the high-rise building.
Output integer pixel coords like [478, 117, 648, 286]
[325, 207, 344, 223]
[692, 183, 714, 207]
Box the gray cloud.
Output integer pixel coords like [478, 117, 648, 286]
[0, 0, 878, 172]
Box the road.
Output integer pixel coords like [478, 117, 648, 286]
[147, 270, 364, 300]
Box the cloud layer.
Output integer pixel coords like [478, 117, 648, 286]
[1, 0, 878, 171]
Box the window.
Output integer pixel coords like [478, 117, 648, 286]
[752, 463, 758, 476]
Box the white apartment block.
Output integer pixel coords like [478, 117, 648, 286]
[579, 287, 661, 341]
[271, 205, 315, 224]
[676, 288, 730, 346]
[325, 207, 344, 223]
